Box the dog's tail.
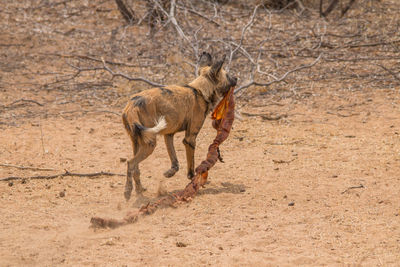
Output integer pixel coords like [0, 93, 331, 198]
[123, 114, 167, 145]
[138, 116, 167, 144]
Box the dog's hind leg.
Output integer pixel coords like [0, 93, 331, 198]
[163, 134, 179, 178]
[124, 142, 137, 201]
[124, 142, 156, 201]
[183, 132, 197, 180]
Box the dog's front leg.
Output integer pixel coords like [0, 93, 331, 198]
[183, 132, 197, 180]
[163, 134, 179, 178]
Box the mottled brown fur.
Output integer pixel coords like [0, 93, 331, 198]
[122, 52, 237, 200]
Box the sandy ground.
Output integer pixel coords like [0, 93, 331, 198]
[1, 0, 400, 266]
[1, 87, 400, 266]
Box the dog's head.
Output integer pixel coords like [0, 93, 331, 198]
[198, 52, 237, 97]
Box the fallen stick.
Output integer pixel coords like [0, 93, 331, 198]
[1, 98, 44, 108]
[0, 170, 124, 182]
[242, 112, 288, 121]
[272, 159, 295, 164]
[90, 87, 236, 229]
[341, 184, 364, 194]
[374, 64, 400, 82]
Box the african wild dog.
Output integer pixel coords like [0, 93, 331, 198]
[122, 52, 237, 200]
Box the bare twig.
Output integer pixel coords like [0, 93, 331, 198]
[153, 0, 190, 44]
[176, 4, 220, 27]
[5, 99, 44, 107]
[272, 159, 295, 164]
[327, 111, 360, 117]
[227, 5, 260, 71]
[65, 60, 165, 87]
[32, 0, 72, 10]
[58, 109, 121, 116]
[320, 0, 339, 17]
[44, 53, 140, 67]
[345, 39, 400, 49]
[115, 0, 136, 24]
[39, 120, 46, 155]
[341, 0, 356, 17]
[0, 170, 124, 182]
[0, 43, 25, 47]
[341, 184, 364, 194]
[100, 58, 165, 87]
[374, 64, 400, 82]
[0, 163, 57, 171]
[294, 0, 306, 15]
[235, 53, 323, 94]
[241, 112, 288, 121]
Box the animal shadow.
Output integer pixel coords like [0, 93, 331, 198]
[132, 182, 246, 208]
[198, 182, 247, 195]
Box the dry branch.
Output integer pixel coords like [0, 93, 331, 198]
[227, 5, 260, 70]
[341, 0, 356, 17]
[374, 64, 400, 82]
[4, 99, 44, 107]
[115, 0, 136, 24]
[235, 53, 323, 93]
[153, 0, 190, 44]
[176, 4, 220, 27]
[341, 184, 364, 194]
[327, 111, 360, 117]
[320, 0, 339, 17]
[241, 112, 288, 121]
[100, 58, 165, 87]
[344, 39, 400, 49]
[57, 109, 121, 116]
[66, 59, 165, 88]
[45, 53, 140, 67]
[0, 170, 124, 182]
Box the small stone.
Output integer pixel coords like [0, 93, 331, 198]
[288, 202, 295, 206]
[8, 182, 13, 187]
[176, 242, 187, 247]
[120, 157, 127, 162]
[59, 191, 65, 198]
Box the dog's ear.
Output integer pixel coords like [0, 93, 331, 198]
[209, 54, 226, 79]
[199, 52, 212, 67]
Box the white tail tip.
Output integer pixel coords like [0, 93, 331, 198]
[148, 116, 167, 133]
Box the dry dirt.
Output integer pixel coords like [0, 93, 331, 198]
[1, 88, 400, 266]
[1, 1, 400, 266]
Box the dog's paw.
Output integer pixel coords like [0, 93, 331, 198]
[164, 168, 178, 178]
[187, 171, 195, 180]
[124, 189, 132, 201]
[135, 185, 147, 194]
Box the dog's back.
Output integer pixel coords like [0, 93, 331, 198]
[122, 85, 208, 144]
